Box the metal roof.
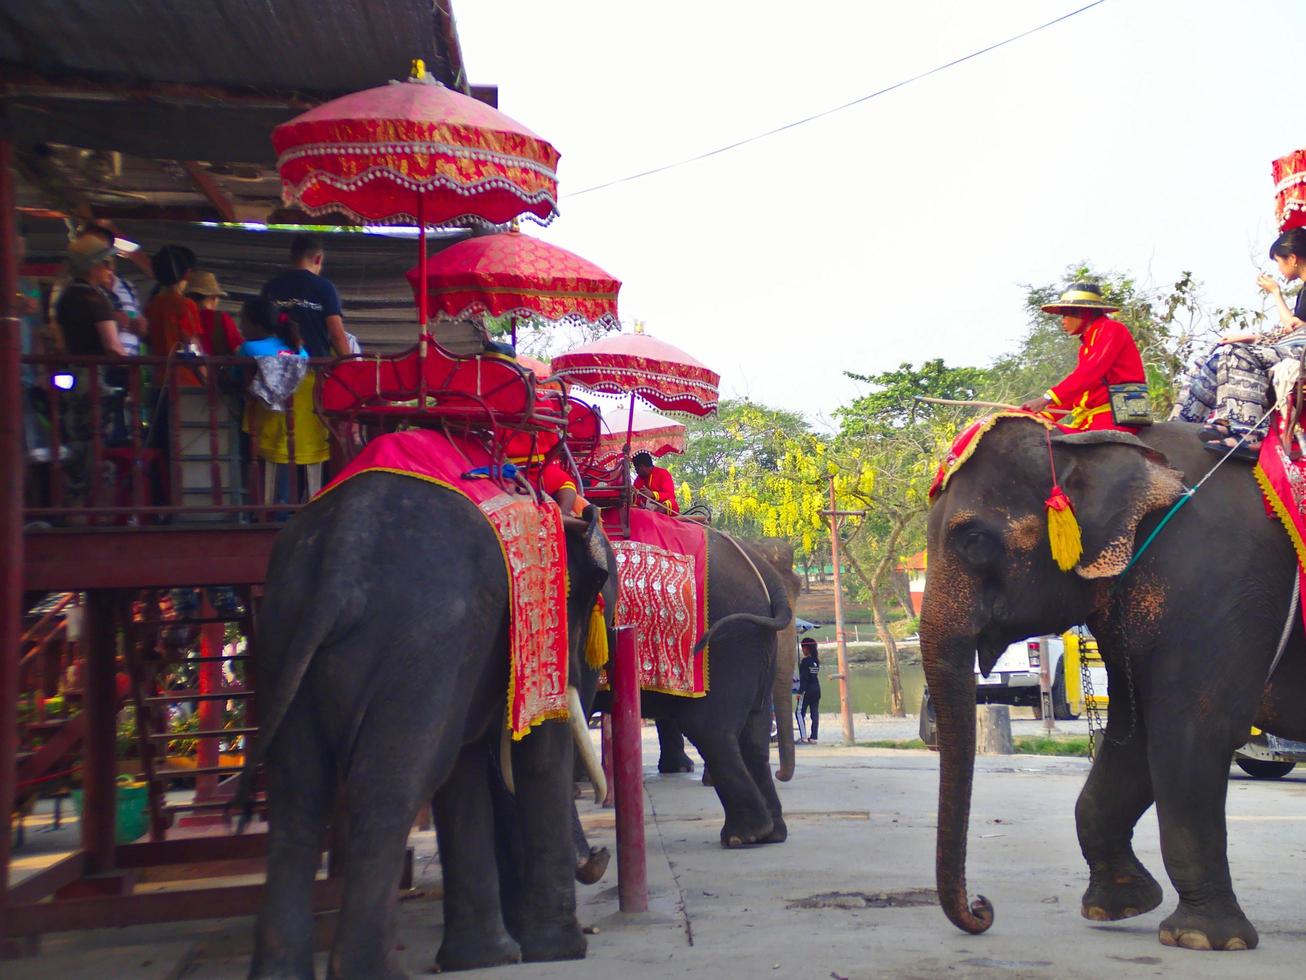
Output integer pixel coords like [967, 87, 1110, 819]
[0, 0, 482, 221]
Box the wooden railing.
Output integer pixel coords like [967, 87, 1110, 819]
[20, 353, 334, 527]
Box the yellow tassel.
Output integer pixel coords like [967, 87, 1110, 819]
[1046, 486, 1082, 571]
[585, 604, 609, 669]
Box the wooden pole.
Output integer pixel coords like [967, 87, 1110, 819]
[827, 476, 854, 746]
[82, 591, 119, 873]
[0, 136, 25, 937]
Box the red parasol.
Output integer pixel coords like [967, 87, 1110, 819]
[594, 402, 685, 467]
[548, 333, 720, 418]
[1274, 148, 1306, 231]
[404, 229, 621, 331]
[272, 60, 561, 333]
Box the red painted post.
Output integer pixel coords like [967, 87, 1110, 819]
[0, 137, 26, 939]
[82, 591, 119, 873]
[195, 594, 222, 803]
[610, 625, 647, 913]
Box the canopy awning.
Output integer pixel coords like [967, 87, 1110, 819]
[1, 0, 493, 224]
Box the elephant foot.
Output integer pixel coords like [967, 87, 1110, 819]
[720, 814, 774, 848]
[759, 815, 788, 844]
[658, 753, 694, 774]
[518, 922, 587, 963]
[1158, 904, 1258, 951]
[436, 930, 521, 972]
[575, 846, 611, 884]
[1081, 862, 1163, 921]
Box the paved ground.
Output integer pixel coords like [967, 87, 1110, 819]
[9, 715, 1306, 978]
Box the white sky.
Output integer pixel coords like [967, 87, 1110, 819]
[456, 0, 1302, 425]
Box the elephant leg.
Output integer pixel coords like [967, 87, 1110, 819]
[738, 704, 786, 844]
[507, 720, 586, 962]
[250, 705, 335, 980]
[655, 718, 695, 773]
[1148, 712, 1258, 951]
[434, 739, 520, 972]
[571, 804, 610, 885]
[328, 711, 459, 978]
[1075, 726, 1162, 921]
[680, 720, 774, 847]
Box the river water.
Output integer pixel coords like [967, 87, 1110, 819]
[807, 658, 927, 715]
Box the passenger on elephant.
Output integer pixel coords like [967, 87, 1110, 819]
[1019, 282, 1146, 432]
[631, 450, 680, 513]
[534, 444, 591, 521]
[1171, 228, 1306, 458]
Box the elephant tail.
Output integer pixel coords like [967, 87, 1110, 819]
[692, 583, 793, 654]
[230, 606, 339, 833]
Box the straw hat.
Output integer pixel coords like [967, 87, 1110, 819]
[66, 233, 117, 274]
[187, 270, 228, 297]
[1040, 282, 1120, 315]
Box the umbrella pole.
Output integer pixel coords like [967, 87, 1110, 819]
[417, 193, 428, 408]
[624, 391, 635, 455]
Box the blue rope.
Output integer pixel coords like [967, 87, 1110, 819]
[1117, 407, 1274, 579]
[1118, 488, 1193, 578]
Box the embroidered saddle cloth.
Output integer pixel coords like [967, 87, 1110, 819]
[1255, 413, 1306, 633]
[319, 429, 568, 739]
[604, 508, 709, 697]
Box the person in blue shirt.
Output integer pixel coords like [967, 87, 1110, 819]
[259, 233, 350, 358]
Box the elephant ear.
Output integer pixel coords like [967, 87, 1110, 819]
[1050, 431, 1187, 579]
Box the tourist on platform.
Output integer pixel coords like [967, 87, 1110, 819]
[238, 297, 329, 506]
[82, 223, 148, 361]
[260, 233, 351, 358]
[144, 245, 201, 359]
[56, 234, 125, 357]
[631, 450, 680, 514]
[185, 271, 243, 355]
[797, 637, 821, 742]
[1171, 228, 1306, 458]
[1019, 282, 1147, 432]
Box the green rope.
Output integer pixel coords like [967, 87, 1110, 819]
[1118, 488, 1193, 579]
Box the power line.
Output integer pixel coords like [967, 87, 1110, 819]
[563, 0, 1108, 199]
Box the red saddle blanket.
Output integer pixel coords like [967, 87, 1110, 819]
[318, 430, 568, 739]
[1255, 415, 1306, 632]
[605, 509, 709, 697]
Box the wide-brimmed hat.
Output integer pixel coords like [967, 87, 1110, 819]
[1040, 282, 1119, 315]
[187, 270, 228, 297]
[66, 233, 117, 274]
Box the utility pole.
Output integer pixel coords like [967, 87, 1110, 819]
[822, 475, 866, 746]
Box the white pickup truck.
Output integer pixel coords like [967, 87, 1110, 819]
[971, 635, 1081, 720]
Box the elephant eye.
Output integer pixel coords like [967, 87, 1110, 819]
[955, 527, 1000, 567]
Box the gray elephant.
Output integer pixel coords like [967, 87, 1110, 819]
[593, 530, 797, 847]
[245, 473, 612, 978]
[922, 416, 1306, 952]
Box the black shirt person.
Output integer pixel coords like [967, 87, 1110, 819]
[797, 637, 822, 743]
[260, 233, 350, 358]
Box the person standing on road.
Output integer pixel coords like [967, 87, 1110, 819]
[798, 637, 821, 742]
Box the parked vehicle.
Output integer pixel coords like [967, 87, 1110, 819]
[919, 629, 1104, 746]
[1234, 728, 1306, 779]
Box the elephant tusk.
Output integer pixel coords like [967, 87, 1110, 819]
[568, 686, 606, 805]
[500, 719, 515, 795]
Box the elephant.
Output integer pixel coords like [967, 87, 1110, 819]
[244, 472, 613, 978]
[592, 529, 797, 847]
[655, 537, 803, 783]
[921, 416, 1306, 952]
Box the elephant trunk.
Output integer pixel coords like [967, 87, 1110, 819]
[920, 616, 995, 935]
[568, 686, 606, 805]
[773, 618, 798, 781]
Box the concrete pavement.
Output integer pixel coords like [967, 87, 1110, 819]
[9, 718, 1306, 978]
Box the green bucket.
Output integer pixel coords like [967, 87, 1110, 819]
[71, 775, 149, 844]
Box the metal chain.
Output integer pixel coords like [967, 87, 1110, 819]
[1076, 626, 1137, 760]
